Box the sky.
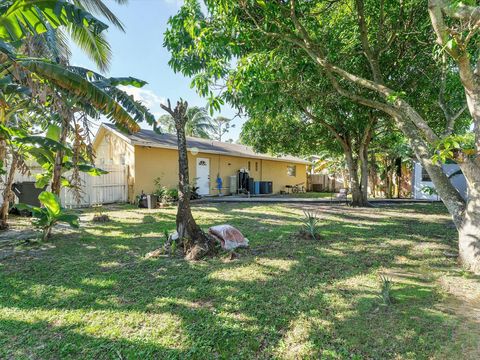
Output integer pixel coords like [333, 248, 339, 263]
[70, 0, 244, 141]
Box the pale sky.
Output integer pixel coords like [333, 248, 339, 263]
[70, 0, 244, 141]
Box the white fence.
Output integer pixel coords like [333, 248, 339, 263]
[1, 164, 128, 208]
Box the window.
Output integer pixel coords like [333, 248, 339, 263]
[421, 167, 431, 182]
[248, 161, 251, 171]
[287, 165, 296, 177]
[255, 162, 258, 171]
[198, 160, 207, 166]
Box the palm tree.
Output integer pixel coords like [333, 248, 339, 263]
[158, 106, 214, 139]
[0, 1, 156, 227]
[0, 0, 128, 72]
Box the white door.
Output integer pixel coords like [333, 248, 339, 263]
[196, 158, 210, 195]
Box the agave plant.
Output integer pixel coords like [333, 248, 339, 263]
[301, 210, 320, 240]
[378, 275, 393, 305]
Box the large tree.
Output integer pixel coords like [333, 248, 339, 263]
[165, 0, 479, 272]
[227, 51, 377, 206]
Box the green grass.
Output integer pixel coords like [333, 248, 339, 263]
[277, 191, 333, 198]
[0, 203, 478, 359]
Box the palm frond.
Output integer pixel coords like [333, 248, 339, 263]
[0, 0, 108, 43]
[74, 0, 126, 32]
[68, 23, 111, 72]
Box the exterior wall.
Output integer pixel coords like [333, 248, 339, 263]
[260, 159, 307, 193]
[94, 129, 136, 201]
[133, 145, 307, 197]
[413, 162, 467, 200]
[133, 146, 183, 197]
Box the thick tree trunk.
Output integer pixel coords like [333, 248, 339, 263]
[359, 146, 369, 205]
[0, 156, 17, 230]
[163, 100, 215, 260]
[458, 200, 480, 273]
[457, 160, 480, 272]
[345, 151, 368, 207]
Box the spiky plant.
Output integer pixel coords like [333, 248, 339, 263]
[301, 210, 320, 240]
[379, 275, 393, 305]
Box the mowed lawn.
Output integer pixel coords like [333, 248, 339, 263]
[0, 203, 479, 359]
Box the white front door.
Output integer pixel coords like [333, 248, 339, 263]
[196, 158, 210, 195]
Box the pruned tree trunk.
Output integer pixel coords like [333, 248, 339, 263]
[161, 99, 216, 260]
[0, 155, 17, 230]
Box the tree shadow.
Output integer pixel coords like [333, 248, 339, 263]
[0, 202, 476, 358]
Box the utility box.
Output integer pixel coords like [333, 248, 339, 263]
[259, 181, 273, 194]
[254, 181, 260, 195]
[147, 194, 158, 209]
[12, 182, 44, 207]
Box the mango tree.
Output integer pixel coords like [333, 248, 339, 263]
[165, 0, 478, 272]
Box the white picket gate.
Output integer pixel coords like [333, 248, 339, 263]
[0, 164, 128, 208]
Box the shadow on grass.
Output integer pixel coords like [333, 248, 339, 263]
[0, 202, 473, 358]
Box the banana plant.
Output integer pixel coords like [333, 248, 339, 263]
[17, 191, 79, 241]
[14, 125, 108, 189]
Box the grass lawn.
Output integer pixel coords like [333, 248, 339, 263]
[0, 203, 479, 359]
[275, 191, 334, 198]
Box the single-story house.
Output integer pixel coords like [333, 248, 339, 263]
[93, 123, 309, 202]
[412, 162, 467, 200]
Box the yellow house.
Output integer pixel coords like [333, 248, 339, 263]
[93, 123, 309, 202]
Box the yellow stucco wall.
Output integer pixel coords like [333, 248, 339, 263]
[94, 127, 307, 201]
[134, 146, 307, 197]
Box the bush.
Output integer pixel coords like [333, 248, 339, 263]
[164, 188, 179, 202]
[153, 177, 168, 198]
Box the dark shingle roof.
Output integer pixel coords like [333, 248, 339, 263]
[101, 123, 310, 164]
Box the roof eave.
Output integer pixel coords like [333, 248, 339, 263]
[131, 140, 311, 165]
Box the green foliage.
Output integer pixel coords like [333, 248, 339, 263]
[421, 186, 438, 196]
[153, 177, 168, 198]
[153, 178, 180, 205]
[378, 275, 393, 305]
[301, 210, 320, 240]
[0, 203, 468, 358]
[164, 188, 179, 203]
[158, 106, 213, 138]
[17, 191, 79, 241]
[432, 134, 475, 163]
[0, 0, 108, 43]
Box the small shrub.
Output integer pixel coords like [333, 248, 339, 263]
[378, 275, 393, 305]
[153, 177, 166, 197]
[300, 210, 320, 240]
[163, 188, 179, 203]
